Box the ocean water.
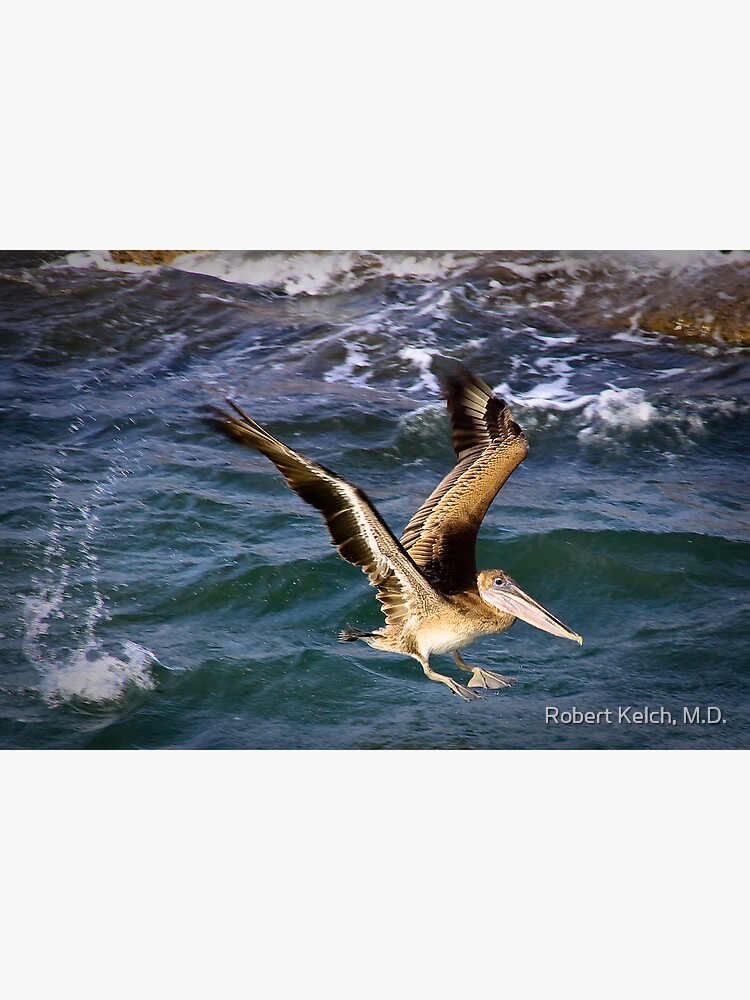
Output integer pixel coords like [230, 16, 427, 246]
[1, 250, 749, 749]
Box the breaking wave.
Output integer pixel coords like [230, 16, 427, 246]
[56, 250, 480, 296]
[496, 373, 713, 445]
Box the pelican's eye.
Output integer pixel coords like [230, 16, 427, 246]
[494, 577, 504, 587]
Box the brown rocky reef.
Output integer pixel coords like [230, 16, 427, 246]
[477, 252, 750, 345]
[637, 261, 750, 343]
[109, 250, 196, 266]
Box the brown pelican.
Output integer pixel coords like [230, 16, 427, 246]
[213, 369, 582, 700]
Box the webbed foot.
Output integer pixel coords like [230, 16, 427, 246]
[452, 650, 516, 689]
[445, 678, 483, 701]
[467, 668, 517, 690]
[417, 656, 483, 701]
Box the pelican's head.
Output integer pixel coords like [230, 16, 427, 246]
[478, 569, 583, 644]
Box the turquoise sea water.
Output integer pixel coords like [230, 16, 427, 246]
[1, 250, 749, 748]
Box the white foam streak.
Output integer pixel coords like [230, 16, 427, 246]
[496, 368, 600, 413]
[612, 330, 666, 346]
[578, 389, 657, 439]
[495, 366, 677, 442]
[399, 347, 440, 392]
[325, 343, 371, 384]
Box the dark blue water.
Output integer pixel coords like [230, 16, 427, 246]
[1, 251, 749, 748]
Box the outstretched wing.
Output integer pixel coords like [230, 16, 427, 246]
[213, 400, 442, 626]
[400, 369, 528, 593]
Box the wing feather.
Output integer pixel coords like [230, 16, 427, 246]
[400, 370, 528, 592]
[214, 400, 439, 625]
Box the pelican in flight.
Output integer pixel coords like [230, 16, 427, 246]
[214, 369, 582, 700]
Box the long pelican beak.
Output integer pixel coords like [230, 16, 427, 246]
[482, 581, 583, 644]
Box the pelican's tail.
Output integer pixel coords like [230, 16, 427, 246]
[339, 628, 374, 643]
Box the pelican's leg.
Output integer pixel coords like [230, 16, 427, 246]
[452, 650, 517, 690]
[416, 656, 481, 701]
